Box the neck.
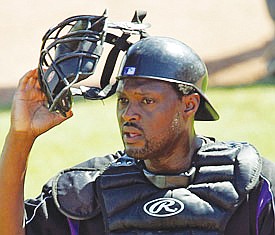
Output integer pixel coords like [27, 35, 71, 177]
[144, 134, 202, 174]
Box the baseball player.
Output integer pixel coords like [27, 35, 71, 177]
[1, 36, 275, 235]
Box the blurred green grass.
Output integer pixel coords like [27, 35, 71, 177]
[0, 83, 275, 198]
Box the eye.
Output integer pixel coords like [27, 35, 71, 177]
[117, 97, 129, 105]
[142, 98, 155, 105]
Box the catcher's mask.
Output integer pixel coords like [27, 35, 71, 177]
[38, 10, 149, 116]
[117, 36, 219, 121]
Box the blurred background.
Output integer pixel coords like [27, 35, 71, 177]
[0, 0, 275, 198]
[1, 0, 274, 89]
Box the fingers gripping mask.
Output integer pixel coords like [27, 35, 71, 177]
[38, 13, 107, 115]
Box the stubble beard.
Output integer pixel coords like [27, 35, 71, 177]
[124, 113, 182, 160]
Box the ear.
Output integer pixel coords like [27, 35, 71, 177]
[182, 93, 200, 115]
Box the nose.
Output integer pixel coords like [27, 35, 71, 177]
[119, 102, 140, 122]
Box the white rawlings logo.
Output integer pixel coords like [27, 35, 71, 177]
[143, 198, 184, 217]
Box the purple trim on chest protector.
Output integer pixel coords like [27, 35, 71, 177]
[256, 179, 273, 235]
[67, 218, 80, 235]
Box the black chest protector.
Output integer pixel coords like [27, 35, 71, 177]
[52, 141, 262, 234]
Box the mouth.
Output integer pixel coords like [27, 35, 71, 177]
[122, 126, 143, 144]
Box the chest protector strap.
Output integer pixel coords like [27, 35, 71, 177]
[96, 141, 262, 234]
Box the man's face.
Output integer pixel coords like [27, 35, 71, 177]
[116, 78, 187, 160]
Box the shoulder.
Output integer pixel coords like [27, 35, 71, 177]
[195, 140, 264, 203]
[26, 152, 123, 222]
[51, 152, 123, 220]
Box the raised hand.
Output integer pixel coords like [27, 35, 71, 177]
[10, 69, 73, 139]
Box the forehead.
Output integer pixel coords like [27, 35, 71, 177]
[116, 77, 176, 94]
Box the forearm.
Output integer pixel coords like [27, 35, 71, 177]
[0, 69, 72, 234]
[0, 131, 35, 235]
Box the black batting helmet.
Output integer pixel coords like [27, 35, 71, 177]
[117, 36, 219, 121]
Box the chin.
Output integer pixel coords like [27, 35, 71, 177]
[125, 147, 149, 160]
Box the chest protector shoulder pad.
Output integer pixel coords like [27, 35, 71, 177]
[51, 153, 120, 220]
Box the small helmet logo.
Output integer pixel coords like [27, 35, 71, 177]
[123, 66, 136, 76]
[143, 198, 184, 217]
